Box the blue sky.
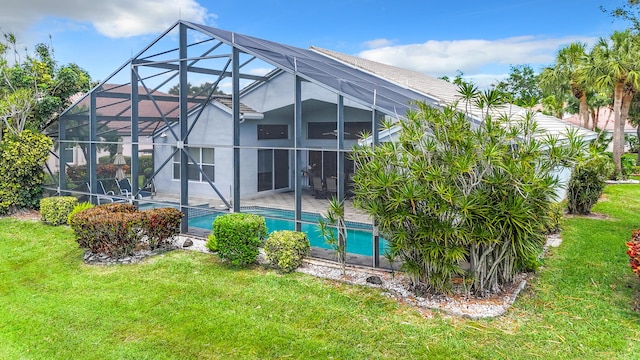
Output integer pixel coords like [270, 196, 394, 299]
[1, 0, 629, 88]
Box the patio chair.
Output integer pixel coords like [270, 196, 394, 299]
[325, 177, 338, 198]
[86, 181, 125, 205]
[311, 176, 325, 199]
[117, 178, 154, 199]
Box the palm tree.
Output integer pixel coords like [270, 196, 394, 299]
[584, 30, 640, 176]
[539, 42, 591, 128]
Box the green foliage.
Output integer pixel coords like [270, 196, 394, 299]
[213, 213, 267, 266]
[264, 230, 310, 273]
[39, 196, 78, 226]
[567, 154, 615, 214]
[0, 33, 92, 134]
[139, 155, 153, 177]
[0, 130, 52, 214]
[350, 96, 584, 296]
[621, 152, 636, 176]
[318, 197, 347, 273]
[68, 203, 182, 257]
[545, 201, 566, 235]
[206, 232, 218, 252]
[67, 201, 94, 225]
[625, 134, 639, 153]
[492, 64, 542, 107]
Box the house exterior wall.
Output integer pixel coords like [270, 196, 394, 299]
[154, 105, 234, 203]
[152, 82, 374, 203]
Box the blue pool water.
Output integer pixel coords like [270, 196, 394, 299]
[188, 207, 387, 257]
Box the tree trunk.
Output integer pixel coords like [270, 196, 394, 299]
[613, 82, 625, 177]
[620, 89, 635, 178]
[579, 94, 590, 129]
[636, 125, 640, 166]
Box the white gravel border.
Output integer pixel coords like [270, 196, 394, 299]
[174, 233, 562, 319]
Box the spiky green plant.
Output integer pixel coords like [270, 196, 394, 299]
[350, 92, 584, 296]
[318, 197, 347, 274]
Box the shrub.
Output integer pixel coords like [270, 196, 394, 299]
[40, 196, 78, 226]
[567, 154, 614, 214]
[68, 204, 181, 257]
[350, 96, 584, 296]
[544, 201, 566, 234]
[67, 201, 94, 225]
[621, 153, 636, 177]
[264, 230, 310, 272]
[69, 205, 144, 257]
[66, 165, 87, 182]
[626, 229, 640, 280]
[98, 202, 137, 213]
[206, 233, 218, 252]
[139, 155, 153, 174]
[0, 130, 52, 214]
[213, 213, 267, 266]
[139, 208, 183, 249]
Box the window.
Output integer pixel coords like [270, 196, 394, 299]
[173, 147, 215, 182]
[258, 124, 288, 140]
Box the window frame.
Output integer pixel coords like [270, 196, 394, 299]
[172, 147, 215, 183]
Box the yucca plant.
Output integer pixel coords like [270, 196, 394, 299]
[350, 89, 584, 296]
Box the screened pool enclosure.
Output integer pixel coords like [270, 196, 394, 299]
[43, 20, 441, 268]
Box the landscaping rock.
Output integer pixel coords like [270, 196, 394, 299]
[183, 239, 193, 248]
[366, 275, 383, 285]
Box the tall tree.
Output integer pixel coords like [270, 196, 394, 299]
[492, 65, 542, 107]
[583, 30, 640, 176]
[601, 1, 640, 32]
[0, 33, 91, 137]
[627, 91, 640, 164]
[167, 81, 224, 96]
[539, 42, 592, 128]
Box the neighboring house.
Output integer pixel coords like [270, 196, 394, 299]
[562, 107, 636, 134]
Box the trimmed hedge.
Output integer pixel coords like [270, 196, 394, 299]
[68, 203, 183, 258]
[141, 207, 184, 249]
[264, 230, 310, 272]
[213, 213, 267, 266]
[40, 196, 78, 226]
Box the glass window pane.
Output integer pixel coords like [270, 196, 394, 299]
[202, 148, 214, 164]
[173, 163, 180, 179]
[188, 147, 200, 164]
[203, 165, 214, 182]
[188, 164, 200, 181]
[257, 149, 272, 173]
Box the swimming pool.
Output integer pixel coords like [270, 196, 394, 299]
[188, 206, 387, 257]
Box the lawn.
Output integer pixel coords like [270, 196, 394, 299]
[1, 186, 640, 359]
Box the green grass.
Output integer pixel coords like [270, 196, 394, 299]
[1, 185, 640, 359]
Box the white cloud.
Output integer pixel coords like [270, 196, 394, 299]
[363, 38, 395, 49]
[0, 0, 216, 38]
[359, 35, 597, 81]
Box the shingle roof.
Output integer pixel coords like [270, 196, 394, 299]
[212, 95, 260, 115]
[311, 47, 597, 140]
